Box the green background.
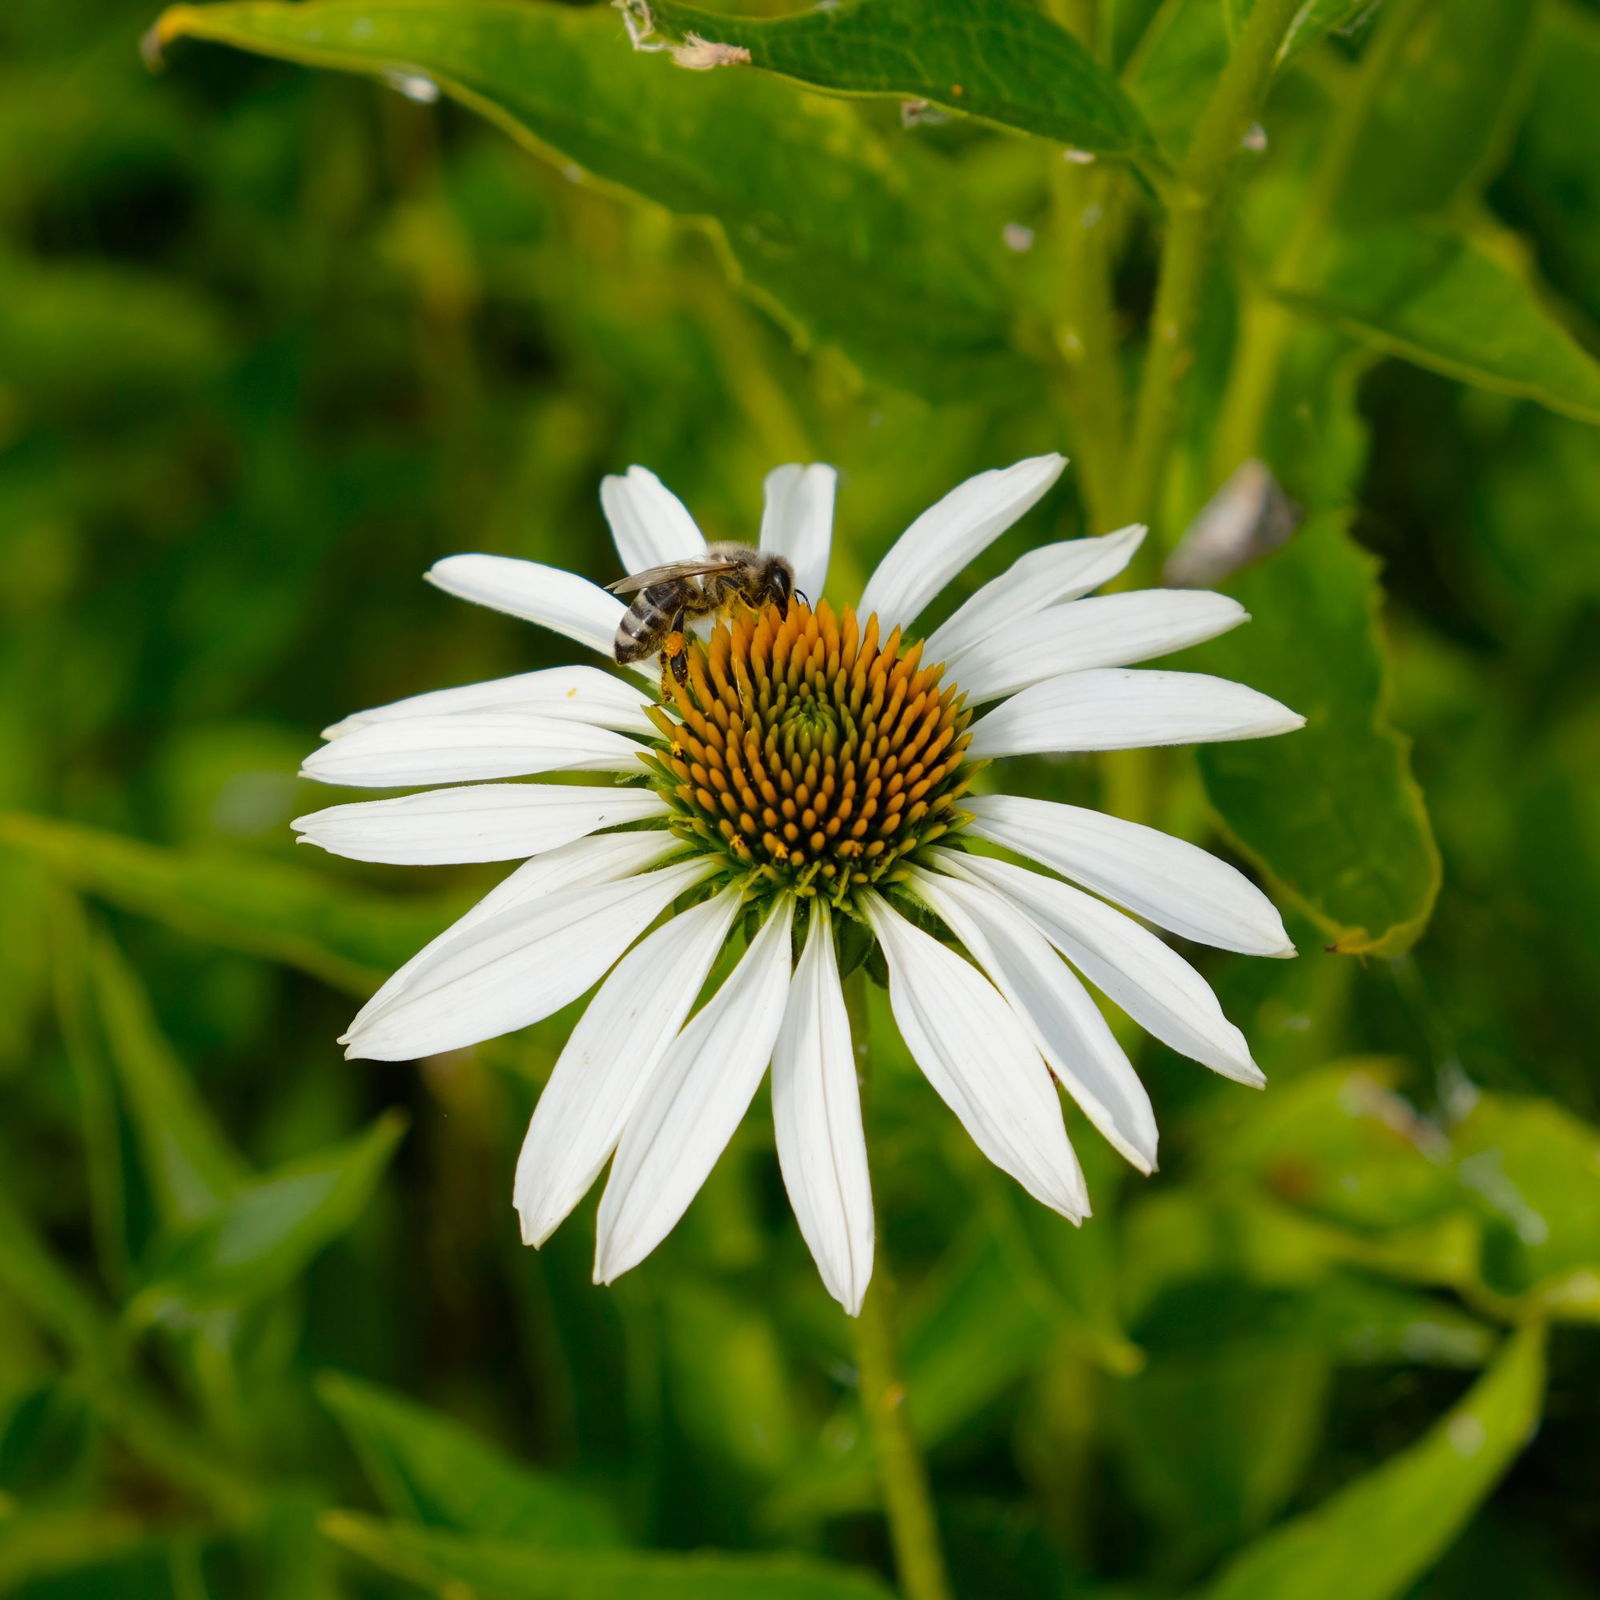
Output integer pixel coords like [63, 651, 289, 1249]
[2, 0, 1598, 1595]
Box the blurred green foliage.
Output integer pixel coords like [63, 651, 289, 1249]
[2, 0, 1599, 1596]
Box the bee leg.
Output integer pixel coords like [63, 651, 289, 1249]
[666, 632, 690, 686]
[659, 608, 690, 694]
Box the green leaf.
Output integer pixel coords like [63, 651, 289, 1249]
[0, 812, 465, 996]
[1284, 223, 1600, 427]
[982, 1138, 1143, 1376]
[1451, 1096, 1600, 1324]
[1335, 0, 1537, 227]
[130, 1111, 406, 1327]
[85, 924, 247, 1227]
[0, 1522, 192, 1600]
[1122, 1192, 1496, 1368]
[1202, 1061, 1459, 1234]
[1282, 0, 1387, 59]
[0, 1381, 99, 1501]
[317, 1371, 624, 1547]
[1508, 3, 1600, 326]
[646, 0, 1155, 158]
[1124, 0, 1373, 155]
[1110, 1328, 1330, 1560]
[1199, 1321, 1546, 1600]
[0, 1183, 115, 1368]
[1195, 513, 1441, 957]
[50, 895, 134, 1290]
[1200, 1063, 1600, 1325]
[150, 0, 1026, 400]
[660, 1281, 803, 1480]
[322, 1512, 897, 1599]
[1122, 0, 1230, 155]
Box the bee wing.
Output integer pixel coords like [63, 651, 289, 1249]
[604, 557, 743, 596]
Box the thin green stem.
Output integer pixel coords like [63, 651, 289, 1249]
[1116, 0, 1306, 540]
[1211, 0, 1435, 474]
[1042, 0, 1127, 531]
[1053, 158, 1126, 531]
[844, 970, 952, 1600]
[853, 1274, 952, 1600]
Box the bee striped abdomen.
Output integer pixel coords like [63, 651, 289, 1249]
[614, 581, 691, 663]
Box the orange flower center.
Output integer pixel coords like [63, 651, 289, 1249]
[644, 602, 973, 902]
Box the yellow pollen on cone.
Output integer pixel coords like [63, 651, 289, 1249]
[644, 601, 973, 899]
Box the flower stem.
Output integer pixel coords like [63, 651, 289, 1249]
[1210, 0, 1435, 475]
[1052, 157, 1126, 532]
[853, 1270, 953, 1600]
[844, 970, 952, 1600]
[1116, 0, 1306, 542]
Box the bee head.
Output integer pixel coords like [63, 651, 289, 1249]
[763, 555, 798, 616]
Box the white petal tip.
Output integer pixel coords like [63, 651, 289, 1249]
[592, 1240, 631, 1286]
[340, 1030, 394, 1062]
[1047, 1188, 1091, 1224]
[516, 1211, 551, 1249]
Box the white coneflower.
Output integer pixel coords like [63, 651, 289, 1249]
[295, 455, 1302, 1314]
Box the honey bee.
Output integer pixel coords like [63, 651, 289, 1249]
[608, 543, 801, 687]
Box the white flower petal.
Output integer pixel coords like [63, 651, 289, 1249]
[343, 857, 714, 1061]
[514, 887, 743, 1247]
[907, 867, 1157, 1173]
[946, 590, 1248, 704]
[771, 902, 874, 1315]
[321, 666, 653, 740]
[426, 555, 628, 662]
[861, 893, 1088, 1219]
[759, 463, 836, 604]
[347, 831, 683, 1030]
[857, 453, 1067, 634]
[968, 668, 1305, 759]
[600, 466, 707, 574]
[299, 713, 647, 788]
[938, 850, 1262, 1086]
[967, 793, 1294, 958]
[595, 897, 796, 1283]
[925, 524, 1147, 662]
[293, 784, 668, 866]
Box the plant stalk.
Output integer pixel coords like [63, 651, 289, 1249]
[844, 970, 952, 1600]
[1211, 0, 1435, 474]
[1053, 157, 1127, 532]
[1116, 0, 1307, 539]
